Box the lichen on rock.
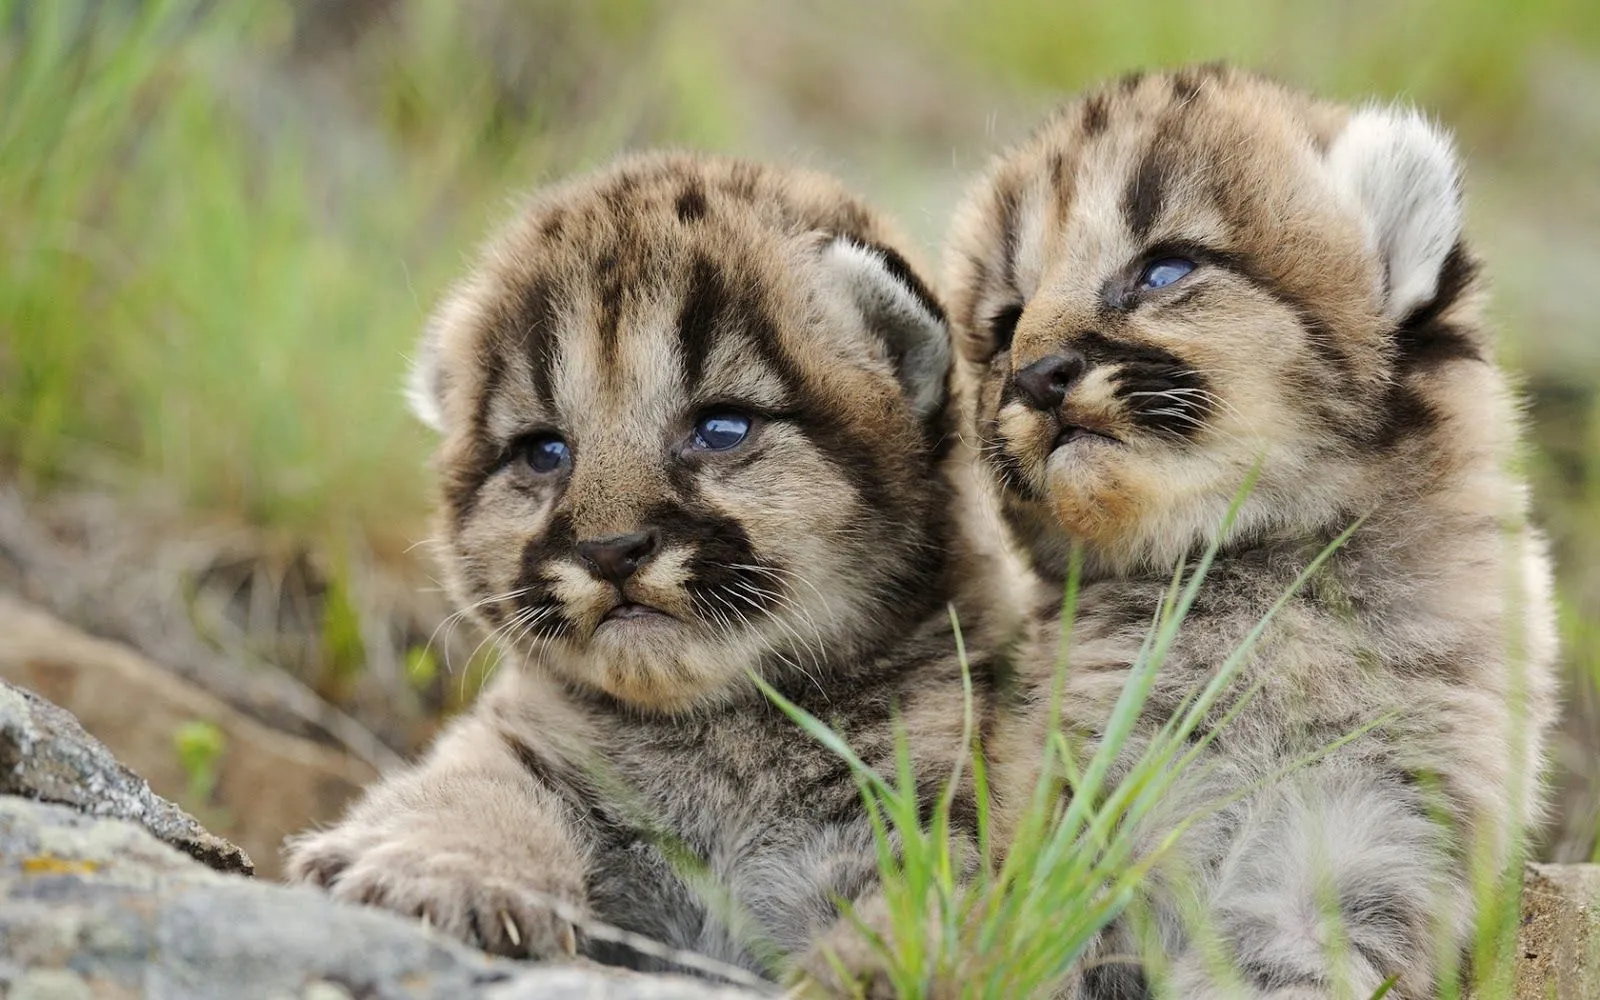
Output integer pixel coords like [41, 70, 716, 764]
[0, 795, 766, 999]
[0, 679, 253, 875]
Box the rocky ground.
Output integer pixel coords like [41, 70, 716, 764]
[0, 674, 766, 1000]
[1, 655, 1598, 997]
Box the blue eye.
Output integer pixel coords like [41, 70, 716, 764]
[691, 411, 752, 451]
[520, 434, 571, 473]
[1139, 257, 1196, 290]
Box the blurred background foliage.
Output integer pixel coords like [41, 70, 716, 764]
[2, 0, 1598, 860]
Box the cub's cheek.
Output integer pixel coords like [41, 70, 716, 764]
[629, 547, 697, 620]
[544, 560, 610, 632]
[991, 405, 1049, 467]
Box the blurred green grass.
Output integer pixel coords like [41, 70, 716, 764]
[922, 0, 1600, 127]
[4, 0, 1597, 545]
[2, 0, 1598, 854]
[0, 0, 692, 554]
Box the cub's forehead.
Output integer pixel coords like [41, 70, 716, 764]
[991, 67, 1351, 246]
[947, 66, 1369, 324]
[497, 153, 885, 270]
[426, 154, 894, 440]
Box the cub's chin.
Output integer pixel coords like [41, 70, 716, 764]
[1030, 434, 1145, 546]
[1023, 433, 1236, 569]
[536, 620, 763, 714]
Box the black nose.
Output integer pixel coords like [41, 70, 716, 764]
[576, 530, 660, 586]
[1014, 351, 1088, 411]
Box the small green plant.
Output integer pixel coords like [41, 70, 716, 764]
[405, 644, 440, 692]
[318, 569, 367, 697]
[173, 718, 226, 808]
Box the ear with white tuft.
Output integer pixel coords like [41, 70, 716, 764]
[818, 235, 951, 420]
[404, 339, 443, 432]
[1326, 105, 1463, 322]
[405, 287, 474, 433]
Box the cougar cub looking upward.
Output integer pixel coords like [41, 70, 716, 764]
[945, 66, 1558, 998]
[286, 152, 1011, 982]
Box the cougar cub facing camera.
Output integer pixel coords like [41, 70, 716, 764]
[287, 152, 1009, 982]
[946, 66, 1558, 997]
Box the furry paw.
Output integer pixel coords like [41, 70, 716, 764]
[789, 896, 964, 1000]
[285, 826, 588, 960]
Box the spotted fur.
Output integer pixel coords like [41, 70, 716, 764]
[287, 152, 1018, 985]
[945, 66, 1559, 999]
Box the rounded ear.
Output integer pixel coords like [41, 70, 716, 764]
[1326, 105, 1463, 323]
[405, 331, 444, 432]
[816, 235, 951, 420]
[406, 283, 480, 433]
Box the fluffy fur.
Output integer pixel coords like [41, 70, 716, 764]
[286, 152, 1016, 986]
[944, 65, 1559, 998]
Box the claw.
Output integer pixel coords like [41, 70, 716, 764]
[501, 911, 522, 948]
[559, 922, 577, 957]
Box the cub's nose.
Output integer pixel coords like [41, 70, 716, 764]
[577, 530, 660, 587]
[1014, 351, 1088, 411]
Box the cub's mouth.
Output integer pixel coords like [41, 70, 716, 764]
[1048, 408, 1122, 455]
[1052, 423, 1121, 450]
[600, 600, 675, 626]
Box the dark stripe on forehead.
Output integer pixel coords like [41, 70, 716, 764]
[512, 275, 561, 409]
[470, 339, 507, 450]
[674, 183, 707, 223]
[600, 170, 640, 214]
[954, 251, 991, 339]
[742, 293, 807, 402]
[677, 254, 725, 389]
[1170, 65, 1214, 104]
[994, 177, 1024, 289]
[1121, 135, 1176, 242]
[443, 335, 513, 530]
[719, 160, 762, 203]
[594, 251, 623, 374]
[1081, 93, 1109, 136]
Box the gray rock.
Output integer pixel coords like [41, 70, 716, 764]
[0, 598, 376, 879]
[1515, 862, 1600, 1000]
[0, 679, 252, 876]
[0, 796, 767, 1000]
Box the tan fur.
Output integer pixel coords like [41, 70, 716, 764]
[287, 152, 1017, 988]
[945, 66, 1559, 998]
